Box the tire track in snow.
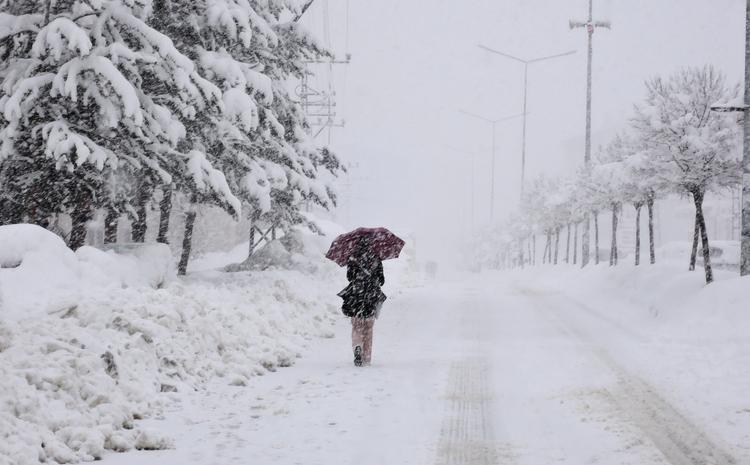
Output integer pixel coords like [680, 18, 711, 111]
[435, 359, 499, 465]
[528, 288, 737, 465]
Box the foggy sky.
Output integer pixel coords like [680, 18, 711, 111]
[302, 0, 745, 263]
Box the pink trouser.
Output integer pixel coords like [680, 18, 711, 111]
[351, 317, 375, 364]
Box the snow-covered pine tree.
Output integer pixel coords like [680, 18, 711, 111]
[148, 0, 343, 271]
[0, 0, 237, 250]
[631, 65, 742, 283]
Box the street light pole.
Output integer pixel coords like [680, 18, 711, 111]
[743, 0, 750, 276]
[491, 120, 497, 220]
[459, 110, 526, 221]
[570, 0, 610, 267]
[710, 0, 750, 275]
[521, 65, 528, 194]
[477, 46, 576, 195]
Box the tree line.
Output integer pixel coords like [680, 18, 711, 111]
[0, 0, 343, 273]
[485, 65, 741, 284]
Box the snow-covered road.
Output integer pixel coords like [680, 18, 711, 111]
[101, 274, 743, 465]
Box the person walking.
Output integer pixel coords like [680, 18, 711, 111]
[339, 237, 386, 366]
[326, 227, 405, 367]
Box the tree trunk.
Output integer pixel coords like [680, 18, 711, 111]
[582, 213, 590, 267]
[248, 224, 256, 259]
[131, 186, 150, 242]
[157, 186, 172, 244]
[634, 203, 643, 266]
[0, 199, 23, 225]
[647, 196, 656, 264]
[573, 223, 579, 265]
[542, 234, 549, 264]
[178, 209, 197, 276]
[69, 198, 92, 250]
[43, 0, 53, 25]
[527, 238, 532, 266]
[532, 234, 536, 265]
[693, 190, 714, 284]
[553, 228, 560, 265]
[565, 223, 571, 263]
[593, 211, 600, 265]
[547, 233, 553, 263]
[610, 204, 619, 266]
[689, 209, 699, 271]
[104, 207, 118, 244]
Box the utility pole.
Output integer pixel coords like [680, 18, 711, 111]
[570, 0, 610, 267]
[710, 0, 750, 275]
[296, 0, 352, 142]
[299, 55, 351, 139]
[477, 46, 575, 196]
[743, 0, 750, 276]
[459, 110, 525, 221]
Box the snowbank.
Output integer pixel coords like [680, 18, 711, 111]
[0, 224, 344, 465]
[0, 225, 173, 322]
[509, 258, 749, 342]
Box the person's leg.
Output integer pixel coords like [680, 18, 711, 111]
[362, 318, 374, 365]
[351, 317, 362, 348]
[351, 317, 364, 366]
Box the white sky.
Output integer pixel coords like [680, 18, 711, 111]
[301, 0, 746, 263]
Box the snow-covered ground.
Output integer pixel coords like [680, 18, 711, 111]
[92, 261, 748, 465]
[0, 224, 347, 465]
[3, 227, 749, 465]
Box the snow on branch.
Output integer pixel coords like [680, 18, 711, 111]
[223, 87, 259, 131]
[187, 150, 242, 216]
[31, 17, 92, 61]
[51, 55, 144, 126]
[2, 73, 55, 122]
[41, 121, 117, 170]
[0, 12, 41, 41]
[241, 160, 272, 212]
[199, 50, 273, 104]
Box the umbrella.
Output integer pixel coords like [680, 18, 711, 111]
[325, 227, 405, 267]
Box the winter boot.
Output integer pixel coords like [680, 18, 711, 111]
[353, 345, 363, 367]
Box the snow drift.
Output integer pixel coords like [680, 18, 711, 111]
[0, 224, 342, 465]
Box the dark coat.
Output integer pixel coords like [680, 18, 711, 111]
[338, 254, 386, 318]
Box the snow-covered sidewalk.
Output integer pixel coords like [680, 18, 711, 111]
[100, 283, 453, 465]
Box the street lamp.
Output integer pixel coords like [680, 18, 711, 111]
[569, 0, 611, 268]
[477, 45, 576, 194]
[712, 100, 750, 276]
[458, 110, 525, 221]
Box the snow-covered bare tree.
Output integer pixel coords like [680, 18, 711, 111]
[620, 138, 667, 265]
[631, 65, 741, 283]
